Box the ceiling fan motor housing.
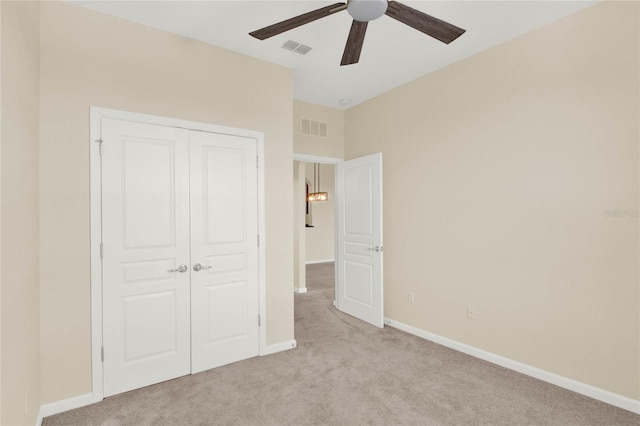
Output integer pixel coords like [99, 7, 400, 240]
[347, 0, 388, 22]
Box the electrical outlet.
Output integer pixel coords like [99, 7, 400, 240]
[467, 305, 477, 319]
[408, 292, 415, 304]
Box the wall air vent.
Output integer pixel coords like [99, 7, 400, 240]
[282, 40, 313, 55]
[301, 118, 328, 138]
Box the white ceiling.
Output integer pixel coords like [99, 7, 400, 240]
[72, 0, 597, 110]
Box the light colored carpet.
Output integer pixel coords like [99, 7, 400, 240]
[45, 262, 639, 425]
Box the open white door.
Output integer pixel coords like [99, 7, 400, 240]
[336, 153, 383, 328]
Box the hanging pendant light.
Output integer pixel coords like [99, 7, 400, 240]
[307, 163, 328, 202]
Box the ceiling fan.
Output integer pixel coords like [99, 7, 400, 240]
[249, 0, 466, 66]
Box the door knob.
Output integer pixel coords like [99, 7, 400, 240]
[168, 265, 188, 273]
[193, 263, 212, 272]
[367, 246, 381, 252]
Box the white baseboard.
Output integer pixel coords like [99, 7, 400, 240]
[37, 392, 98, 425]
[36, 339, 297, 425]
[261, 339, 297, 356]
[305, 259, 334, 265]
[294, 287, 308, 294]
[384, 318, 640, 415]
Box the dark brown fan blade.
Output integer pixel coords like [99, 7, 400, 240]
[341, 20, 368, 66]
[385, 1, 465, 44]
[250, 3, 347, 40]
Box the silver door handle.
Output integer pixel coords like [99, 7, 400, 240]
[367, 246, 382, 252]
[193, 263, 212, 272]
[168, 265, 188, 273]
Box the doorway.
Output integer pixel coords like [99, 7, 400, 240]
[293, 155, 341, 301]
[305, 162, 336, 265]
[293, 153, 384, 328]
[298, 161, 336, 301]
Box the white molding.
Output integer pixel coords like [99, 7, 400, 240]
[333, 165, 339, 310]
[260, 339, 298, 356]
[90, 107, 267, 398]
[91, 107, 265, 140]
[305, 259, 334, 265]
[38, 392, 98, 423]
[293, 153, 342, 165]
[89, 108, 104, 401]
[257, 133, 267, 360]
[384, 318, 640, 415]
[37, 339, 296, 422]
[294, 287, 308, 294]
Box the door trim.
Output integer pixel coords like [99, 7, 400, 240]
[90, 107, 267, 401]
[293, 153, 343, 165]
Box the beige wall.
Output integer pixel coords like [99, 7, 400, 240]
[305, 163, 335, 262]
[1, 0, 636, 414]
[292, 101, 343, 288]
[39, 1, 294, 404]
[1, 1, 41, 424]
[345, 1, 639, 400]
[293, 100, 344, 158]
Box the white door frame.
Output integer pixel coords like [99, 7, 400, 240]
[292, 153, 343, 306]
[293, 153, 384, 320]
[90, 107, 267, 401]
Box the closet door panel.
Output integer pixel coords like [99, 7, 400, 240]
[101, 119, 191, 397]
[189, 130, 260, 373]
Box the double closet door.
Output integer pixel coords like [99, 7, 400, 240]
[101, 119, 259, 397]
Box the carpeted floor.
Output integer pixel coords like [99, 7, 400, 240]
[44, 262, 639, 425]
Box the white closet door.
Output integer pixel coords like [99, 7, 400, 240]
[102, 119, 191, 397]
[189, 130, 260, 373]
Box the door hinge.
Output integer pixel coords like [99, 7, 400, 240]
[95, 138, 103, 156]
[257, 235, 260, 247]
[258, 315, 261, 327]
[256, 156, 259, 169]
[101, 347, 104, 362]
[100, 243, 104, 259]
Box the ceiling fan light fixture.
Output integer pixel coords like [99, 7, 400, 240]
[347, 0, 388, 22]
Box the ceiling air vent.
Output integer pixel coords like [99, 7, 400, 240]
[282, 40, 312, 55]
[301, 118, 328, 138]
